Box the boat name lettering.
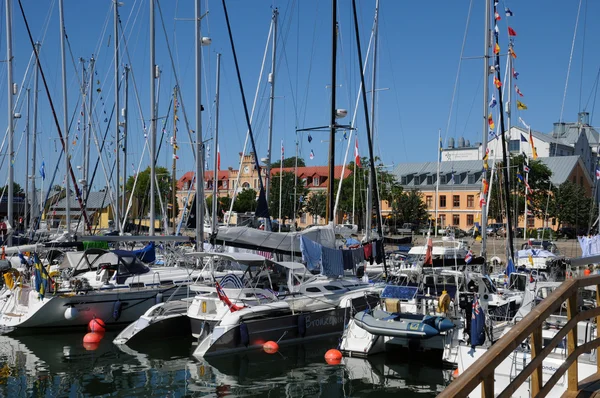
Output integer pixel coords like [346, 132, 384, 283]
[542, 365, 558, 372]
[305, 314, 344, 329]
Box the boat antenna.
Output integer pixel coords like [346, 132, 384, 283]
[220, 0, 271, 229]
[351, 0, 387, 276]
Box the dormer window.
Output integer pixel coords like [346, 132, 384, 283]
[401, 176, 407, 185]
[313, 177, 320, 186]
[468, 174, 476, 184]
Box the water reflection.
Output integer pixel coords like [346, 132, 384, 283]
[0, 331, 450, 397]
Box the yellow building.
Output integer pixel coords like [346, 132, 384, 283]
[388, 156, 592, 231]
[46, 191, 115, 230]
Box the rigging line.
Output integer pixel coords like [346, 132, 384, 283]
[583, 66, 600, 111]
[590, 68, 600, 126]
[444, 0, 474, 142]
[559, 0, 583, 123]
[299, 1, 322, 128]
[578, 0, 587, 113]
[156, 0, 197, 162]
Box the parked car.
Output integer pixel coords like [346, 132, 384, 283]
[557, 227, 577, 239]
[467, 226, 481, 237]
[486, 223, 504, 236]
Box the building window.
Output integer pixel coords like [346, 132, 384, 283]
[401, 176, 407, 185]
[527, 217, 535, 228]
[468, 174, 476, 184]
[467, 195, 474, 208]
[242, 182, 250, 189]
[580, 176, 583, 187]
[254, 179, 258, 189]
[509, 140, 520, 152]
[440, 195, 446, 208]
[439, 214, 446, 227]
[301, 178, 307, 186]
[453, 214, 460, 226]
[313, 177, 320, 186]
[467, 214, 474, 226]
[440, 175, 447, 184]
[223, 180, 228, 189]
[453, 195, 460, 207]
[426, 196, 433, 208]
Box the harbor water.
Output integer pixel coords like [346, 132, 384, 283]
[0, 330, 451, 397]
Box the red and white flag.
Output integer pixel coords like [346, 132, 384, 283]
[217, 144, 221, 171]
[354, 139, 361, 168]
[281, 140, 284, 160]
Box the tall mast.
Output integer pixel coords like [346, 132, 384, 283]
[480, 0, 491, 261]
[365, 0, 379, 240]
[171, 87, 178, 234]
[87, 57, 95, 190]
[149, 0, 156, 236]
[195, 0, 204, 248]
[212, 53, 221, 234]
[326, 0, 337, 223]
[6, 0, 13, 244]
[80, 58, 88, 222]
[265, 9, 278, 206]
[435, 129, 441, 236]
[59, 0, 70, 235]
[114, 0, 121, 232]
[25, 88, 30, 233]
[122, 65, 129, 220]
[31, 42, 40, 237]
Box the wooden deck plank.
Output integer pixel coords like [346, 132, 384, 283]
[561, 372, 600, 398]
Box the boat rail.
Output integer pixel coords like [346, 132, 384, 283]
[439, 274, 600, 398]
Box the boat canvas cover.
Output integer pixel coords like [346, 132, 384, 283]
[112, 242, 156, 263]
[517, 249, 556, 259]
[214, 225, 336, 255]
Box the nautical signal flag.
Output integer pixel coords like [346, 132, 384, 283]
[494, 77, 502, 88]
[596, 166, 600, 180]
[494, 11, 501, 20]
[505, 8, 513, 16]
[40, 161, 46, 181]
[281, 140, 284, 159]
[515, 85, 524, 97]
[508, 47, 517, 59]
[483, 148, 489, 170]
[489, 95, 497, 108]
[529, 129, 538, 159]
[217, 145, 221, 171]
[173, 154, 179, 160]
[508, 27, 517, 36]
[524, 164, 530, 174]
[308, 133, 313, 143]
[520, 134, 528, 143]
[355, 139, 361, 168]
[479, 195, 487, 207]
[310, 150, 314, 160]
[488, 114, 495, 130]
[512, 68, 519, 80]
[517, 100, 528, 110]
[494, 43, 500, 54]
[465, 250, 473, 264]
[483, 178, 489, 195]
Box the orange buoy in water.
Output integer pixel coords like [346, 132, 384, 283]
[83, 332, 103, 351]
[88, 317, 106, 333]
[324, 349, 342, 365]
[263, 341, 279, 354]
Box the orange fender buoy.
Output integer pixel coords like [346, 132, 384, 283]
[263, 341, 279, 354]
[88, 318, 106, 333]
[83, 332, 103, 351]
[324, 349, 342, 365]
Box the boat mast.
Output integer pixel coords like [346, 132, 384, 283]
[195, 0, 204, 248]
[480, 0, 491, 262]
[149, 0, 156, 236]
[264, 9, 278, 208]
[80, 58, 88, 224]
[435, 129, 441, 237]
[86, 57, 95, 198]
[365, 0, 379, 241]
[211, 53, 221, 234]
[59, 0, 70, 236]
[31, 42, 40, 238]
[171, 86, 178, 234]
[114, 0, 121, 233]
[326, 0, 337, 223]
[5, 0, 13, 244]
[25, 88, 30, 233]
[122, 65, 129, 222]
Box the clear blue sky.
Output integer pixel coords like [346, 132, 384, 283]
[2, 0, 600, 194]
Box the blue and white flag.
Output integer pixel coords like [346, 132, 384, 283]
[465, 250, 473, 264]
[40, 161, 46, 181]
[489, 95, 497, 108]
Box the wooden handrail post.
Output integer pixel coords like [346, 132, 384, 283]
[567, 292, 579, 392]
[531, 325, 543, 396]
[482, 373, 494, 398]
[596, 284, 600, 374]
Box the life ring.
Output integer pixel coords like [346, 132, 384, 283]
[491, 256, 502, 265]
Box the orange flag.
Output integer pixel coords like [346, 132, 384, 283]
[488, 114, 495, 130]
[494, 43, 500, 54]
[494, 77, 502, 88]
[483, 178, 489, 195]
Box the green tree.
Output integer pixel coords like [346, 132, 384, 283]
[0, 182, 23, 195]
[487, 154, 552, 221]
[271, 157, 306, 169]
[269, 171, 309, 222]
[548, 182, 596, 232]
[125, 166, 173, 217]
[233, 189, 257, 213]
[305, 192, 327, 224]
[205, 195, 232, 221]
[389, 189, 429, 226]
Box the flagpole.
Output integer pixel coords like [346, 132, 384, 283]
[352, 161, 356, 225]
[524, 168, 529, 240]
[435, 129, 441, 237]
[278, 140, 283, 232]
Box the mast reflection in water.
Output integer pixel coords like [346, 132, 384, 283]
[0, 332, 451, 396]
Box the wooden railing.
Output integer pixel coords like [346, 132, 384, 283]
[439, 274, 600, 398]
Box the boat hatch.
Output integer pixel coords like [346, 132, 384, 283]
[381, 285, 418, 300]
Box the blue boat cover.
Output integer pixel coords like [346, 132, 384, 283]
[112, 242, 156, 264]
[381, 285, 418, 300]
